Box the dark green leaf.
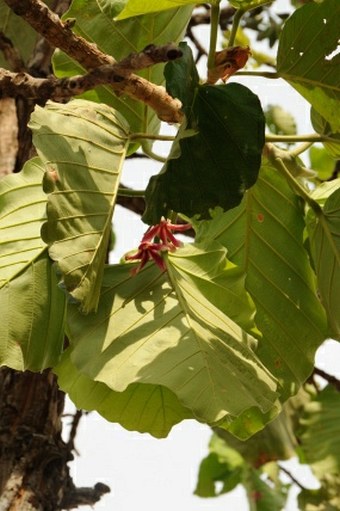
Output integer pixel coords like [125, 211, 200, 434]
[143, 83, 265, 223]
[311, 109, 340, 160]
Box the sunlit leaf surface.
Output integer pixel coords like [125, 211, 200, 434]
[195, 164, 327, 400]
[66, 254, 278, 427]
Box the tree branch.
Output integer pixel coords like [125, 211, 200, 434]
[3, 0, 184, 123]
[0, 44, 183, 105]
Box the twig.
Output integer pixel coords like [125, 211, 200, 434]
[67, 409, 83, 452]
[0, 44, 183, 104]
[2, 0, 184, 123]
[314, 367, 340, 391]
[278, 464, 306, 490]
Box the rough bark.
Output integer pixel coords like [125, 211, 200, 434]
[0, 369, 110, 511]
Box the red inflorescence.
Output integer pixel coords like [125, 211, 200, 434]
[125, 218, 192, 275]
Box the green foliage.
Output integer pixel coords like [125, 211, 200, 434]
[29, 100, 130, 313]
[0, 158, 66, 370]
[277, 0, 340, 132]
[1, 0, 340, 508]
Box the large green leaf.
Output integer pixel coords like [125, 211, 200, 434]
[116, 0, 215, 19]
[195, 163, 327, 400]
[29, 99, 129, 313]
[55, 349, 193, 438]
[277, 0, 340, 132]
[299, 385, 340, 479]
[306, 181, 340, 339]
[66, 250, 278, 427]
[143, 83, 265, 223]
[0, 158, 66, 370]
[53, 1, 193, 135]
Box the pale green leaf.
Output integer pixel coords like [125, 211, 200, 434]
[309, 146, 336, 181]
[55, 349, 193, 438]
[66, 257, 278, 427]
[299, 386, 340, 479]
[194, 435, 245, 498]
[0, 158, 66, 370]
[306, 182, 340, 339]
[53, 1, 193, 135]
[311, 109, 340, 160]
[265, 105, 297, 136]
[29, 99, 129, 313]
[116, 0, 212, 20]
[277, 0, 340, 132]
[195, 164, 327, 400]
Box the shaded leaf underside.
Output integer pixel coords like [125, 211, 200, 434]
[0, 158, 65, 370]
[29, 99, 129, 313]
[66, 255, 278, 427]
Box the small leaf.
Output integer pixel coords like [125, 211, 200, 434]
[244, 467, 288, 511]
[265, 105, 297, 136]
[143, 83, 265, 223]
[0, 158, 66, 370]
[309, 146, 336, 181]
[306, 182, 340, 339]
[55, 349, 193, 438]
[194, 435, 244, 498]
[29, 100, 129, 313]
[277, 0, 340, 132]
[311, 108, 340, 160]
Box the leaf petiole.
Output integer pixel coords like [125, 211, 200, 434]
[207, 1, 221, 70]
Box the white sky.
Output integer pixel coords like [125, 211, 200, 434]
[62, 1, 339, 509]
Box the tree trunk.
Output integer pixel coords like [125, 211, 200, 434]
[0, 369, 110, 510]
[0, 369, 70, 510]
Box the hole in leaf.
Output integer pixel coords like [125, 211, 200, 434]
[325, 41, 340, 61]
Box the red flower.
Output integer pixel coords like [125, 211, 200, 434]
[125, 218, 191, 275]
